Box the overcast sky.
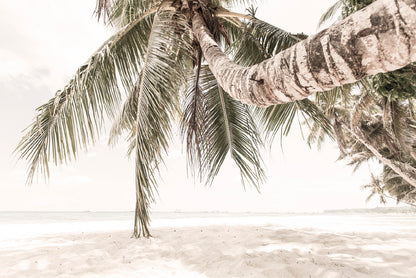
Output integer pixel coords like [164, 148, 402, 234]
[0, 0, 395, 212]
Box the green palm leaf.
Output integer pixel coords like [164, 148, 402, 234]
[198, 66, 265, 188]
[382, 162, 416, 203]
[180, 49, 207, 177]
[255, 99, 333, 144]
[318, 0, 376, 28]
[317, 0, 343, 27]
[106, 0, 162, 26]
[15, 5, 159, 183]
[94, 0, 163, 23]
[125, 10, 191, 237]
[228, 11, 302, 66]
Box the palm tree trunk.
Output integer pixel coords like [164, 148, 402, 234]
[132, 198, 139, 238]
[192, 0, 416, 107]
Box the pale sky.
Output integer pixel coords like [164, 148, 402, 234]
[0, 0, 395, 212]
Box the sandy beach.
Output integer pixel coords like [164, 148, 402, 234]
[1, 212, 416, 278]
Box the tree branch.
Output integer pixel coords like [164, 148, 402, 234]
[193, 0, 416, 107]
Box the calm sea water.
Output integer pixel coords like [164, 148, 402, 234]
[1, 211, 415, 241]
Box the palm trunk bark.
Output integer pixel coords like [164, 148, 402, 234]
[192, 0, 416, 107]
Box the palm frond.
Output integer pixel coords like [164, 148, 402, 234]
[297, 99, 334, 138]
[108, 85, 137, 147]
[15, 7, 160, 183]
[248, 17, 304, 56]
[107, 0, 173, 27]
[362, 174, 387, 204]
[307, 117, 327, 150]
[255, 102, 297, 142]
[351, 89, 374, 129]
[94, 0, 164, 24]
[127, 10, 191, 237]
[180, 48, 206, 177]
[228, 13, 302, 66]
[348, 151, 373, 172]
[318, 0, 343, 28]
[94, 0, 112, 22]
[212, 0, 258, 9]
[255, 98, 333, 144]
[333, 118, 347, 155]
[314, 84, 353, 115]
[197, 66, 265, 188]
[382, 163, 416, 203]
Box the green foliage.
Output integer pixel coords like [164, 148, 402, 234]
[372, 66, 416, 101]
[105, 0, 161, 27]
[318, 0, 416, 207]
[116, 10, 191, 237]
[255, 99, 333, 144]
[200, 67, 265, 187]
[181, 65, 265, 188]
[382, 162, 416, 204]
[230, 7, 302, 66]
[318, 0, 375, 27]
[17, 0, 360, 236]
[15, 4, 158, 183]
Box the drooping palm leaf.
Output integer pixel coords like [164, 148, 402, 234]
[256, 103, 297, 141]
[314, 84, 353, 115]
[110, 10, 191, 237]
[15, 6, 160, 183]
[180, 48, 207, 177]
[307, 83, 355, 150]
[197, 66, 265, 188]
[317, 0, 343, 28]
[255, 99, 333, 144]
[382, 163, 416, 203]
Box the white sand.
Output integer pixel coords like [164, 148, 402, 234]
[1, 214, 416, 278]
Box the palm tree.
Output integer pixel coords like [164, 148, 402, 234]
[15, 0, 311, 237]
[311, 0, 416, 205]
[16, 0, 416, 237]
[362, 174, 416, 207]
[308, 84, 416, 206]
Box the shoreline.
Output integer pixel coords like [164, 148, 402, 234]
[1, 214, 416, 278]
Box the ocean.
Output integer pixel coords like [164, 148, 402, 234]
[1, 211, 415, 241]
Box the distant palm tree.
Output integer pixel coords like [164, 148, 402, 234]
[16, 0, 416, 237]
